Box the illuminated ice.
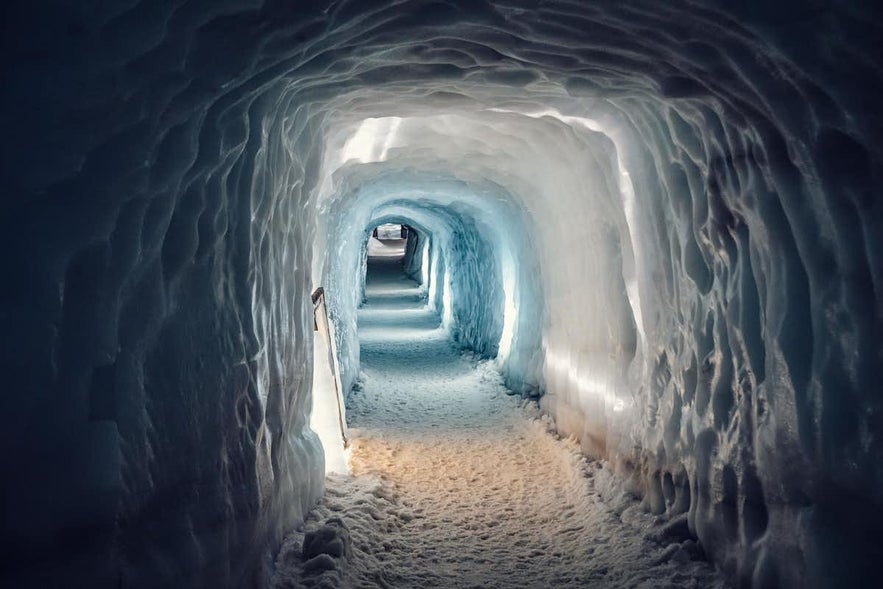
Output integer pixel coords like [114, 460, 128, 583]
[3, 1, 880, 587]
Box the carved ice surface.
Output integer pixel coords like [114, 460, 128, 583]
[1, 1, 881, 587]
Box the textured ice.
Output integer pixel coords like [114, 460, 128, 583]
[273, 262, 726, 588]
[2, 0, 882, 587]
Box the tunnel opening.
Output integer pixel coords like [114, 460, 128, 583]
[363, 223, 425, 294]
[356, 210, 506, 365]
[368, 223, 408, 259]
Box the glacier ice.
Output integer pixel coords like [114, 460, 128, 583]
[273, 265, 727, 587]
[1, 0, 881, 587]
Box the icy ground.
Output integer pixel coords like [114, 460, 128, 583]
[273, 259, 728, 588]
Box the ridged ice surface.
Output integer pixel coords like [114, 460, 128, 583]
[2, 1, 881, 587]
[273, 263, 725, 588]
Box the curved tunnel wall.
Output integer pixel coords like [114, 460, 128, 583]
[313, 173, 544, 399]
[2, 1, 881, 587]
[400, 224, 427, 284]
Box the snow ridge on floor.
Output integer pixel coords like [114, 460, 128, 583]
[273, 261, 727, 588]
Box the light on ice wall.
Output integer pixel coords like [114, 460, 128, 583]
[310, 335, 349, 474]
[340, 117, 403, 164]
[544, 345, 630, 414]
[441, 268, 454, 329]
[420, 238, 430, 287]
[427, 241, 440, 310]
[496, 256, 517, 363]
[311, 293, 349, 474]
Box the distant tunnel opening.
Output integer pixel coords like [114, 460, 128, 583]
[355, 209, 514, 368]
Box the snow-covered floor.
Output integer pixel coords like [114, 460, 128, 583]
[273, 258, 728, 588]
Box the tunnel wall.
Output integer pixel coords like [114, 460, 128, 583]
[401, 227, 425, 283]
[1, 5, 331, 586]
[438, 206, 505, 357]
[3, 1, 882, 588]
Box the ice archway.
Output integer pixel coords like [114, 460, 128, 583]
[313, 160, 545, 398]
[2, 1, 881, 587]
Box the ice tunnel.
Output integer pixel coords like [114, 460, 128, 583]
[1, 1, 881, 587]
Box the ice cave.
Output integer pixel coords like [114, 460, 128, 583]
[1, 1, 881, 587]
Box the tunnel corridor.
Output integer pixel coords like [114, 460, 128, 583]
[2, 1, 882, 588]
[278, 253, 724, 587]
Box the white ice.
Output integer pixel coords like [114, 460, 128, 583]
[6, 1, 881, 586]
[273, 259, 726, 588]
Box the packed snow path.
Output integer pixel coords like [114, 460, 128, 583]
[274, 257, 727, 588]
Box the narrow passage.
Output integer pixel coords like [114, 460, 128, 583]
[274, 254, 726, 588]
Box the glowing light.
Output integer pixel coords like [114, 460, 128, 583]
[488, 108, 602, 133]
[497, 256, 517, 362]
[311, 307, 349, 474]
[544, 345, 631, 414]
[427, 247, 439, 310]
[420, 238, 430, 289]
[442, 269, 453, 328]
[340, 117, 403, 164]
[618, 168, 645, 347]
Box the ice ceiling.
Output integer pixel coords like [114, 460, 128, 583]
[1, 1, 881, 587]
